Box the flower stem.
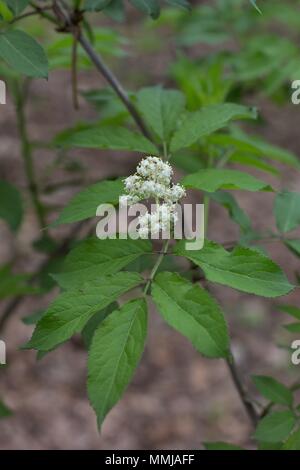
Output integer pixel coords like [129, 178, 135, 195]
[163, 141, 168, 160]
[143, 240, 170, 295]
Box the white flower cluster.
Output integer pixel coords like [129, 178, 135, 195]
[120, 156, 186, 238]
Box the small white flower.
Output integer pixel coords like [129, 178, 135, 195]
[120, 194, 139, 207]
[137, 156, 173, 185]
[138, 226, 149, 238]
[120, 156, 185, 239]
[124, 174, 141, 192]
[166, 184, 186, 203]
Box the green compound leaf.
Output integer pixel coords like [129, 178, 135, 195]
[136, 86, 185, 142]
[152, 272, 230, 358]
[53, 238, 152, 289]
[254, 411, 296, 443]
[88, 298, 147, 428]
[275, 191, 300, 233]
[25, 272, 142, 351]
[0, 30, 48, 78]
[170, 103, 257, 152]
[52, 178, 123, 226]
[182, 169, 272, 193]
[252, 375, 293, 407]
[174, 240, 293, 298]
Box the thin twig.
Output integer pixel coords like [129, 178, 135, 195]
[226, 353, 259, 428]
[143, 240, 170, 295]
[29, 2, 58, 24]
[78, 34, 152, 140]
[71, 28, 80, 110]
[10, 5, 53, 24]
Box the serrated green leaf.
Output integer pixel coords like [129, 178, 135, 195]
[279, 305, 300, 321]
[136, 86, 185, 142]
[0, 30, 48, 78]
[174, 240, 293, 298]
[54, 125, 158, 154]
[170, 103, 257, 152]
[0, 180, 23, 231]
[182, 169, 272, 193]
[82, 302, 118, 348]
[252, 375, 293, 407]
[103, 0, 124, 21]
[152, 272, 230, 358]
[284, 323, 300, 334]
[0, 265, 36, 299]
[53, 178, 123, 226]
[250, 0, 261, 14]
[210, 131, 300, 170]
[165, 0, 191, 11]
[25, 272, 142, 351]
[208, 191, 252, 233]
[254, 411, 296, 443]
[129, 0, 160, 19]
[258, 441, 283, 450]
[88, 298, 147, 427]
[275, 191, 300, 233]
[4, 0, 29, 15]
[230, 153, 279, 176]
[285, 240, 300, 257]
[22, 310, 45, 325]
[283, 427, 300, 450]
[53, 238, 152, 289]
[84, 0, 112, 11]
[0, 1, 13, 21]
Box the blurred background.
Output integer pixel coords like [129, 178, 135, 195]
[0, 0, 300, 449]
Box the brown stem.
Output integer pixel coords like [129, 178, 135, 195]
[226, 353, 259, 428]
[10, 5, 53, 24]
[77, 34, 152, 140]
[52, 0, 152, 140]
[71, 28, 79, 110]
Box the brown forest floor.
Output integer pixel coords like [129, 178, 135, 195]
[0, 27, 300, 449]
